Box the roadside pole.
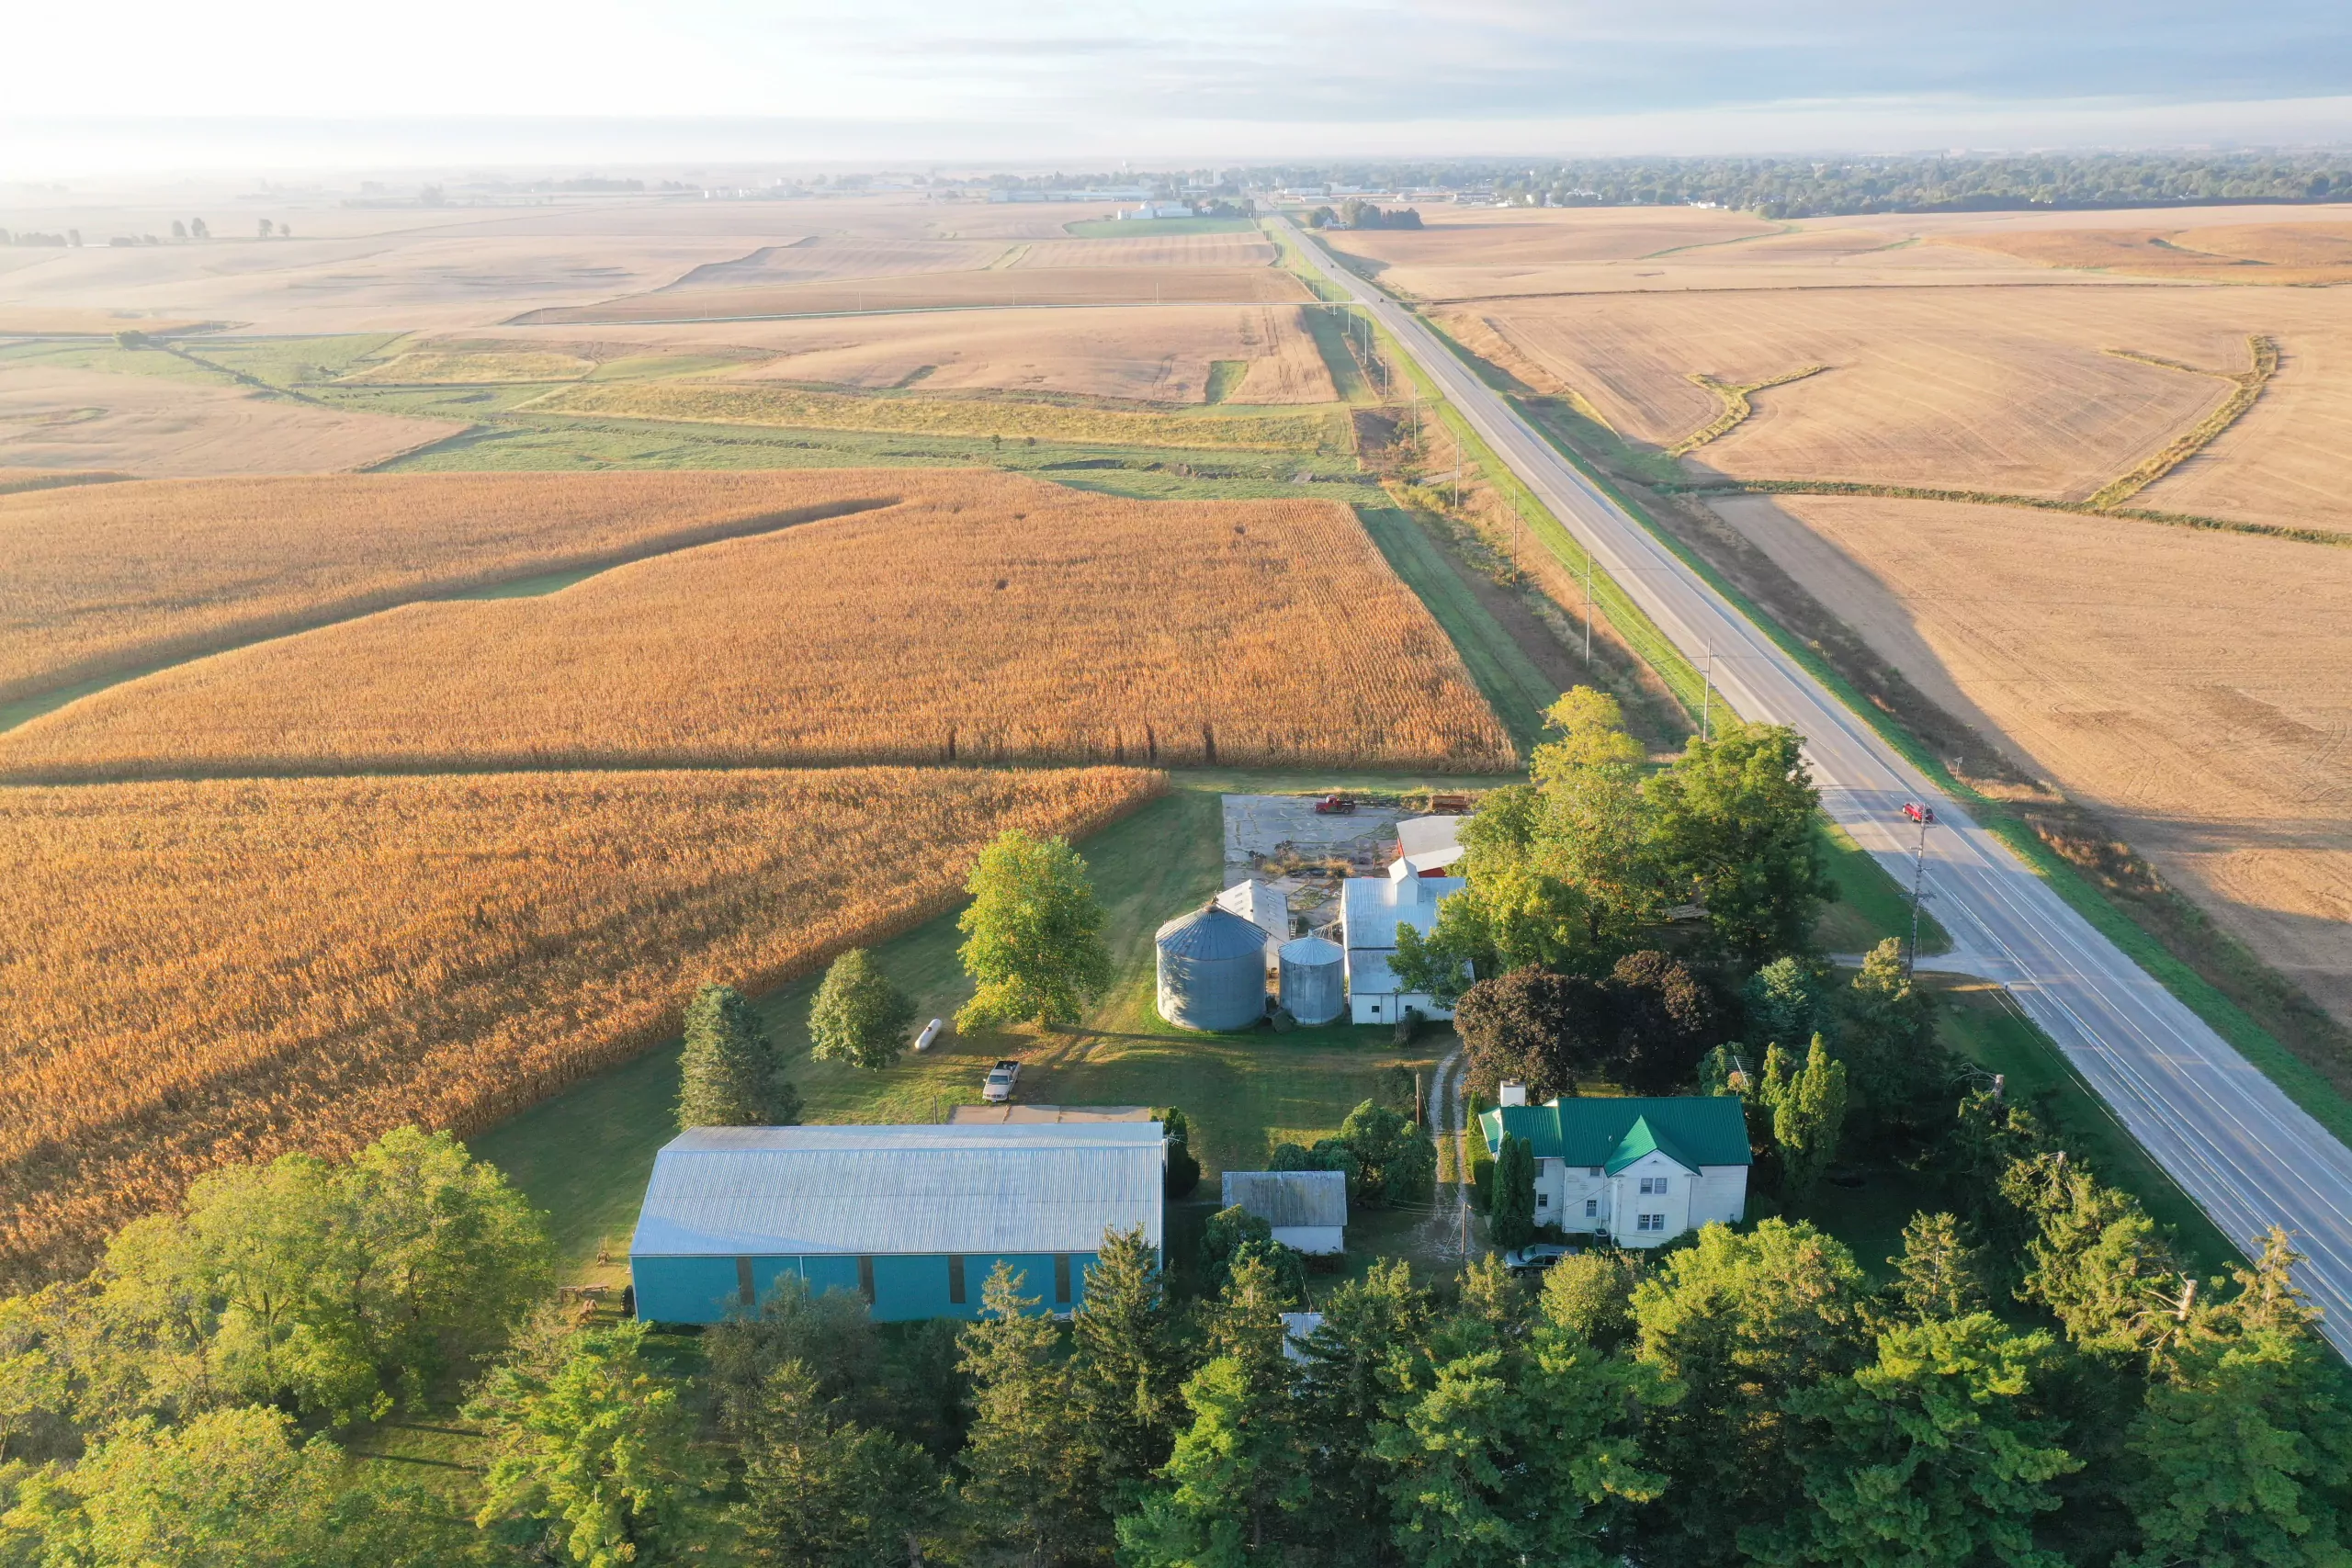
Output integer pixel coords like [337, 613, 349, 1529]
[1903, 802, 1937, 977]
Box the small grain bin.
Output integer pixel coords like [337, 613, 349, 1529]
[1157, 904, 1270, 1032]
[1278, 935, 1345, 1026]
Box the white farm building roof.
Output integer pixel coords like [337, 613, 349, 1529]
[630, 1124, 1165, 1258]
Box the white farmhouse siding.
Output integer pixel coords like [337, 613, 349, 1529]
[1222, 1169, 1347, 1255]
[1340, 871, 1466, 1025]
[1484, 1098, 1750, 1249]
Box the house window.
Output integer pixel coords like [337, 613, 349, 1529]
[1588, 1166, 1603, 1177]
[1637, 1213, 1666, 1233]
[1639, 1176, 1668, 1196]
[1585, 1199, 1598, 1217]
[1536, 1192, 1548, 1210]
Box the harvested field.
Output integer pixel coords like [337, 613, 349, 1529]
[3, 470, 1518, 776]
[2138, 320, 2352, 534]
[1713, 491, 2352, 1025]
[0, 234, 765, 334]
[0, 764, 1163, 1282]
[339, 347, 595, 384]
[521, 379, 1350, 447]
[660, 238, 1009, 291]
[709, 303, 1335, 403]
[512, 265, 1310, 324]
[1453, 287, 2302, 500]
[1319, 205, 1790, 299]
[0, 310, 214, 335]
[0, 468, 902, 703]
[0, 361, 464, 479]
[1011, 234, 1277, 268]
[1946, 221, 2352, 285]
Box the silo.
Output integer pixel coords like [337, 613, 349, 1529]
[1156, 904, 1270, 1032]
[1278, 936, 1346, 1026]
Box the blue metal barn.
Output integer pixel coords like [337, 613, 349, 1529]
[629, 1122, 1167, 1324]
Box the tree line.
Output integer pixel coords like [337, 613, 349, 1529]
[1238, 152, 2352, 218]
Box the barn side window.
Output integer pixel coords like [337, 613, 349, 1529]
[948, 1255, 967, 1306]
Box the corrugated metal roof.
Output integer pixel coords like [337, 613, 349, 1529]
[1224, 1169, 1349, 1227]
[1479, 1098, 1751, 1168]
[1396, 816, 1465, 858]
[631, 1124, 1166, 1258]
[1278, 935, 1342, 964]
[1341, 874, 1465, 956]
[1157, 904, 1272, 961]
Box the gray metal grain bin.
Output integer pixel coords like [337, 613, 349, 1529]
[1278, 935, 1346, 1026]
[1156, 904, 1270, 1032]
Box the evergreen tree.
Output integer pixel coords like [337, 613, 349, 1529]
[1645, 721, 1835, 964]
[1761, 1035, 1848, 1205]
[2120, 1326, 2352, 1568]
[956, 831, 1114, 1032]
[806, 949, 916, 1071]
[1837, 938, 1944, 1131]
[469, 1318, 714, 1568]
[1119, 1252, 1311, 1566]
[1292, 1260, 1432, 1560]
[1155, 1108, 1202, 1198]
[1889, 1212, 1994, 1323]
[1068, 1227, 1189, 1518]
[1741, 956, 1827, 1052]
[1489, 1134, 1537, 1249]
[2010, 1162, 2190, 1362]
[676, 983, 799, 1129]
[1197, 1206, 1308, 1303]
[1632, 1219, 1871, 1567]
[957, 1262, 1092, 1565]
[1746, 1314, 2080, 1568]
[733, 1359, 949, 1568]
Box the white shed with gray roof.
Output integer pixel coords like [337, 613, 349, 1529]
[1221, 1168, 1349, 1255]
[631, 1123, 1165, 1324]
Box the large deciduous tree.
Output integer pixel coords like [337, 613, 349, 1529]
[956, 830, 1114, 1032]
[677, 982, 800, 1129]
[1645, 720, 1834, 964]
[806, 948, 917, 1071]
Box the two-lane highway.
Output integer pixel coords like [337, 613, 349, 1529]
[1279, 218, 2352, 1348]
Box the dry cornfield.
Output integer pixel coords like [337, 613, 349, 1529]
[338, 348, 597, 384]
[1, 470, 1517, 777]
[0, 764, 1165, 1284]
[0, 468, 910, 703]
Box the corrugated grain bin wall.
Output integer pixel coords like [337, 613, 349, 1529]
[1156, 904, 1269, 1032]
[1278, 935, 1345, 1026]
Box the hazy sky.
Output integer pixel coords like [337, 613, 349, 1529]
[9, 0, 2352, 171]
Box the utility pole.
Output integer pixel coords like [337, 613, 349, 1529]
[1702, 635, 1713, 740]
[1583, 551, 1594, 662]
[1451, 425, 1460, 508]
[1902, 802, 1937, 978]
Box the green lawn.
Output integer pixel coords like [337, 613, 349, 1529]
[1356, 503, 1556, 751]
[1063, 217, 1259, 238]
[470, 777, 1468, 1277]
[1933, 980, 2240, 1272]
[1297, 304, 1374, 403]
[1814, 819, 1951, 958]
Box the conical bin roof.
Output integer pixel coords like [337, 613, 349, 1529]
[1156, 903, 1270, 962]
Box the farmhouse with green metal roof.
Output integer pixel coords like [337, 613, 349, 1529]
[1479, 1090, 1752, 1247]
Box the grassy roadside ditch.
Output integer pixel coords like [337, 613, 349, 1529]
[1504, 386, 2352, 1151]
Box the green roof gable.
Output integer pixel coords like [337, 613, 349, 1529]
[1479, 1096, 1751, 1171]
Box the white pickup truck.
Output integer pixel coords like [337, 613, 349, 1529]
[982, 1059, 1022, 1103]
